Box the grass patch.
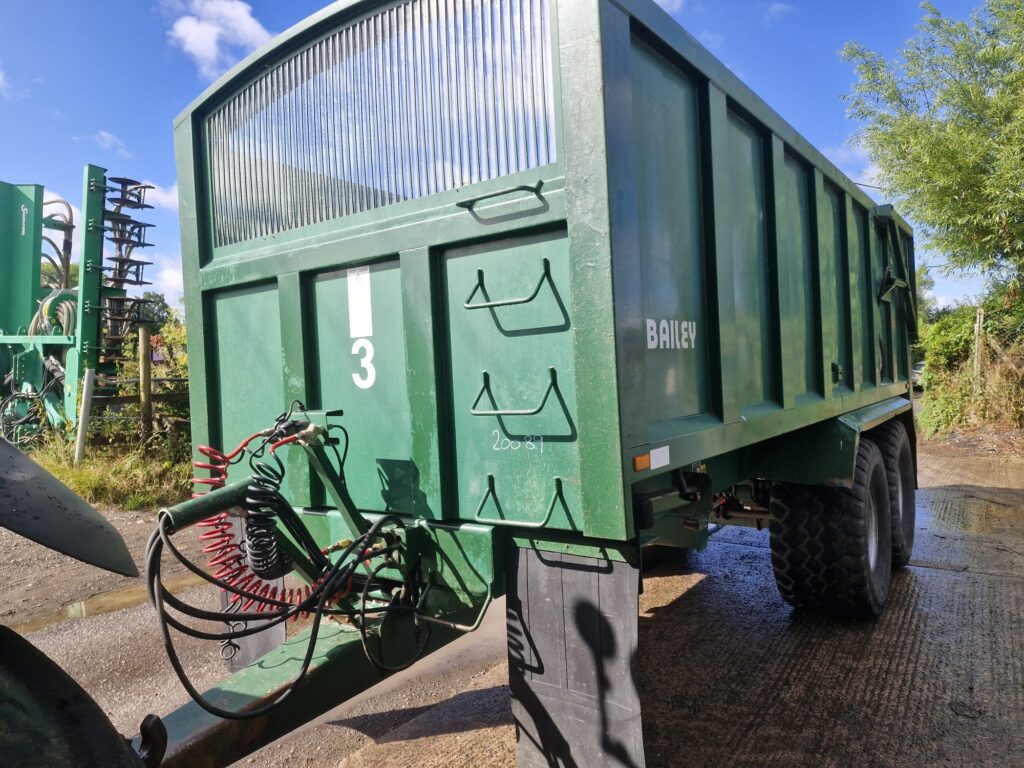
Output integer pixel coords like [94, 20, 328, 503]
[28, 437, 192, 511]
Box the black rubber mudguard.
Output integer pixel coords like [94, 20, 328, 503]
[506, 546, 645, 768]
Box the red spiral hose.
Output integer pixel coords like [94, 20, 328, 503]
[192, 438, 312, 619]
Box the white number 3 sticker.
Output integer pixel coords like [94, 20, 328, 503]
[351, 338, 376, 389]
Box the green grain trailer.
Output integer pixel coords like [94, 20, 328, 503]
[155, 0, 918, 764]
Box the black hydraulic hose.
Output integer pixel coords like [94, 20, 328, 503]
[151, 549, 332, 720]
[147, 513, 406, 720]
[152, 534, 402, 639]
[275, 495, 331, 571]
[243, 462, 293, 580]
[357, 558, 431, 673]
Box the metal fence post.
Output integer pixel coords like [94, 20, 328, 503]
[73, 368, 95, 465]
[139, 326, 152, 440]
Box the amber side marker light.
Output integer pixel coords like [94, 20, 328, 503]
[633, 453, 651, 472]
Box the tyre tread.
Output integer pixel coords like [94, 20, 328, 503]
[872, 419, 916, 567]
[769, 439, 892, 619]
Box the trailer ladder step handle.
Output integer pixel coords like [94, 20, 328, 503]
[416, 586, 493, 633]
[455, 179, 544, 211]
[464, 258, 551, 310]
[877, 264, 908, 302]
[473, 474, 563, 529]
[470, 368, 558, 416]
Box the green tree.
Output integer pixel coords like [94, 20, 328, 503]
[140, 291, 173, 326]
[156, 308, 189, 383]
[40, 261, 79, 288]
[920, 303, 976, 370]
[916, 264, 936, 321]
[842, 1, 1024, 283]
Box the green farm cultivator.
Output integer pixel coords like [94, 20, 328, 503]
[0, 167, 157, 443]
[2, 0, 920, 766]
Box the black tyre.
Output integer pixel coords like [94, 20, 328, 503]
[873, 419, 916, 567]
[769, 439, 893, 619]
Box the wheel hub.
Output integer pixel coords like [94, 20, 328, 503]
[896, 478, 905, 525]
[866, 492, 879, 571]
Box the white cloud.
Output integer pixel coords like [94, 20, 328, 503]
[144, 182, 180, 212]
[42, 189, 83, 234]
[76, 130, 133, 159]
[763, 2, 796, 25]
[95, 130, 130, 156]
[825, 137, 879, 181]
[168, 0, 272, 80]
[699, 31, 724, 50]
[655, 0, 686, 13]
[824, 139, 870, 170]
[860, 162, 882, 188]
[144, 253, 185, 306]
[0, 65, 11, 99]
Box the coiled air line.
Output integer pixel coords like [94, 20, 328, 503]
[146, 404, 431, 720]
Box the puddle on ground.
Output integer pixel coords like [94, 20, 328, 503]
[926, 490, 1023, 534]
[11, 572, 207, 635]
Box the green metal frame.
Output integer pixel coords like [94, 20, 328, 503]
[173, 0, 616, 533]
[0, 164, 125, 436]
[75, 165, 108, 375]
[0, 182, 52, 435]
[0, 183, 44, 337]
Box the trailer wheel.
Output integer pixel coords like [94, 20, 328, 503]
[769, 439, 892, 619]
[873, 419, 916, 567]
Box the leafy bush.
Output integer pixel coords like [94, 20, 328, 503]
[917, 366, 974, 435]
[918, 281, 1024, 436]
[918, 305, 976, 370]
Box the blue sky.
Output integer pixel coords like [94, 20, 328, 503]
[0, 0, 985, 307]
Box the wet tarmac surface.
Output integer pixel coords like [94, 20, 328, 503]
[638, 482, 1023, 766]
[3, 444, 1021, 767]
